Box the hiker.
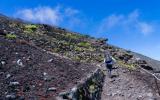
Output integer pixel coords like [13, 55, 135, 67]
[104, 53, 116, 78]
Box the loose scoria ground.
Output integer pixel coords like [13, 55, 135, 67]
[0, 36, 96, 99]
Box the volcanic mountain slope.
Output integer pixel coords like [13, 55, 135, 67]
[0, 14, 102, 99]
[0, 14, 160, 100]
[0, 14, 107, 64]
[0, 35, 97, 99]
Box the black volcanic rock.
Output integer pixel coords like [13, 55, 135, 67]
[140, 64, 153, 70]
[0, 29, 7, 36]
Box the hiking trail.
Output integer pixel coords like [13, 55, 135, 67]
[101, 64, 160, 100]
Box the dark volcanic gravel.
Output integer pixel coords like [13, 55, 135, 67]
[0, 36, 96, 100]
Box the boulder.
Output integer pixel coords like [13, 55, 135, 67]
[140, 64, 153, 70]
[118, 56, 125, 60]
[137, 60, 147, 64]
[96, 38, 108, 45]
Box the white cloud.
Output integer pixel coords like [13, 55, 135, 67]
[64, 8, 79, 17]
[15, 8, 156, 36]
[138, 22, 153, 35]
[15, 6, 86, 30]
[15, 6, 61, 25]
[96, 10, 155, 36]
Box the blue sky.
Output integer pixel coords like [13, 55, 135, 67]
[1, 0, 160, 60]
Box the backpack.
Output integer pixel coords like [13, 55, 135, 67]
[105, 57, 113, 65]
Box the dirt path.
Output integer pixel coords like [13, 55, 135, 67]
[101, 64, 160, 100]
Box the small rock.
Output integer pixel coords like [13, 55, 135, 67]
[59, 92, 70, 99]
[38, 83, 42, 86]
[0, 61, 5, 69]
[43, 72, 54, 81]
[26, 56, 31, 61]
[128, 93, 132, 98]
[147, 93, 153, 97]
[0, 29, 6, 35]
[43, 72, 47, 76]
[9, 82, 20, 86]
[6, 94, 16, 99]
[116, 90, 121, 94]
[138, 95, 143, 98]
[0, 72, 4, 75]
[15, 52, 18, 55]
[32, 85, 36, 88]
[1, 61, 6, 65]
[43, 49, 46, 52]
[17, 59, 24, 67]
[135, 57, 141, 61]
[71, 87, 77, 92]
[106, 93, 112, 96]
[122, 70, 127, 73]
[81, 68, 85, 71]
[6, 74, 11, 79]
[112, 93, 117, 96]
[44, 76, 52, 81]
[48, 59, 53, 63]
[47, 87, 57, 91]
[110, 79, 115, 83]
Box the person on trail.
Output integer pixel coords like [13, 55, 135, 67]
[104, 53, 116, 78]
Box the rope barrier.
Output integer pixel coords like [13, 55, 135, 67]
[131, 64, 160, 95]
[137, 65, 160, 81]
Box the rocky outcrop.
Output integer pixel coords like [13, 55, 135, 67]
[136, 59, 153, 70]
[57, 69, 105, 100]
